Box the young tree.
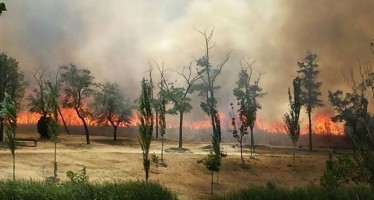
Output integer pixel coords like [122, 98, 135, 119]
[45, 81, 59, 179]
[148, 67, 160, 139]
[159, 94, 166, 163]
[228, 103, 246, 163]
[0, 53, 26, 142]
[138, 78, 153, 181]
[233, 61, 264, 157]
[158, 63, 200, 149]
[283, 77, 302, 164]
[0, 93, 17, 180]
[91, 82, 132, 141]
[61, 64, 95, 144]
[194, 28, 229, 194]
[297, 53, 323, 151]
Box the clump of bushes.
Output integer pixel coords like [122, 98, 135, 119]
[0, 179, 178, 200]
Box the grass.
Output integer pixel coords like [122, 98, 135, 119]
[0, 180, 178, 200]
[212, 185, 374, 200]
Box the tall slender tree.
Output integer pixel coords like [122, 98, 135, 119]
[297, 53, 323, 151]
[45, 81, 59, 179]
[0, 53, 26, 142]
[233, 61, 264, 157]
[138, 78, 153, 181]
[61, 64, 95, 144]
[194, 28, 229, 194]
[0, 93, 17, 180]
[284, 77, 302, 164]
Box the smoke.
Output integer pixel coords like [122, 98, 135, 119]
[1, 0, 373, 125]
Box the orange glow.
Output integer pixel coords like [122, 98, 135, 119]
[17, 109, 344, 136]
[308, 113, 344, 135]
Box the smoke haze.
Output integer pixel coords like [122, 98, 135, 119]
[1, 0, 373, 125]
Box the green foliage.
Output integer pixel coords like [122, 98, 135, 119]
[284, 77, 302, 162]
[233, 64, 265, 157]
[320, 144, 374, 189]
[297, 53, 323, 151]
[151, 153, 160, 173]
[66, 167, 89, 184]
[61, 64, 95, 144]
[91, 82, 132, 140]
[0, 92, 17, 180]
[197, 151, 221, 172]
[0, 53, 26, 142]
[212, 186, 374, 200]
[138, 78, 153, 181]
[0, 180, 178, 200]
[328, 90, 369, 141]
[297, 53, 323, 110]
[0, 3, 6, 15]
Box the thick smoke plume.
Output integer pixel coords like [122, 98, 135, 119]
[1, 0, 373, 126]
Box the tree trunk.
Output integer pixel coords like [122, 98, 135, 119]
[161, 135, 164, 163]
[82, 119, 90, 144]
[12, 153, 15, 181]
[293, 142, 296, 165]
[0, 120, 3, 142]
[308, 110, 313, 151]
[54, 141, 57, 178]
[155, 110, 159, 139]
[178, 111, 184, 149]
[250, 127, 254, 157]
[240, 135, 244, 164]
[57, 106, 70, 135]
[211, 171, 214, 195]
[113, 125, 118, 141]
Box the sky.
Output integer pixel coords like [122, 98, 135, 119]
[1, 0, 373, 125]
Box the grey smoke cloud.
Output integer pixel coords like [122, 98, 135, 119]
[1, 0, 373, 125]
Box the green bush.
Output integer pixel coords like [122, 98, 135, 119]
[212, 186, 374, 200]
[0, 180, 178, 200]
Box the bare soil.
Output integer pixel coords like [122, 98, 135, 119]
[0, 128, 331, 200]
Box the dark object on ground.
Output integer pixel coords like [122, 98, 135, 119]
[37, 116, 50, 138]
[14, 138, 37, 147]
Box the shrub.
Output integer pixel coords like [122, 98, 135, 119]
[0, 179, 178, 200]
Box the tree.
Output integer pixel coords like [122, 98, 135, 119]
[138, 78, 153, 181]
[91, 82, 132, 141]
[0, 3, 6, 15]
[61, 64, 95, 144]
[0, 93, 17, 180]
[158, 63, 200, 149]
[148, 67, 160, 139]
[28, 67, 70, 137]
[297, 53, 323, 151]
[159, 93, 166, 163]
[0, 53, 26, 142]
[45, 81, 59, 179]
[283, 77, 302, 164]
[233, 61, 264, 157]
[194, 28, 229, 194]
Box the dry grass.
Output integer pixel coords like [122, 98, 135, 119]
[0, 125, 336, 199]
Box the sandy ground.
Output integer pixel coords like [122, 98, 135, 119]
[0, 131, 330, 200]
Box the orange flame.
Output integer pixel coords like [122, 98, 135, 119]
[16, 109, 344, 136]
